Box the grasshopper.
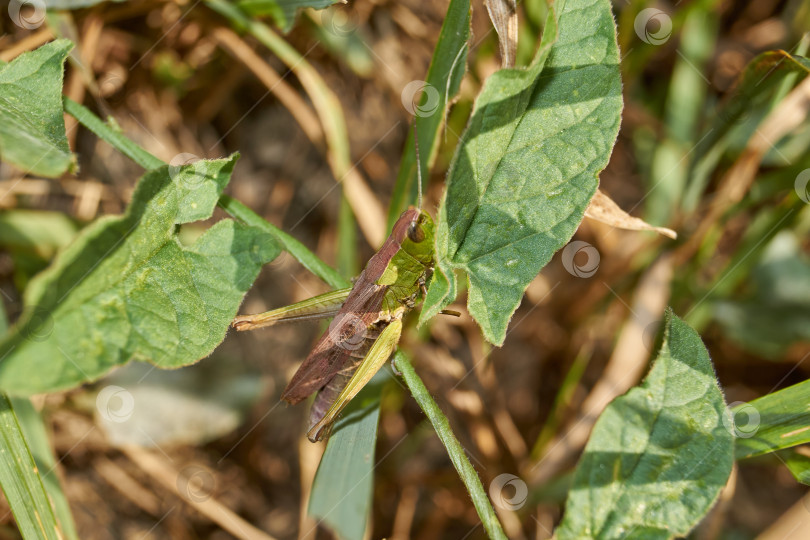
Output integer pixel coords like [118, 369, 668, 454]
[233, 206, 438, 442]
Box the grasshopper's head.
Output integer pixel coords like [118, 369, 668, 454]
[396, 207, 435, 266]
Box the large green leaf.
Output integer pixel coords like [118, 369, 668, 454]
[0, 39, 75, 178]
[734, 380, 810, 460]
[557, 310, 734, 539]
[422, 0, 623, 345]
[0, 155, 280, 395]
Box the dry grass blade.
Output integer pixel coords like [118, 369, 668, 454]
[121, 445, 278, 540]
[485, 0, 518, 68]
[212, 27, 325, 146]
[585, 189, 677, 239]
[0, 28, 54, 62]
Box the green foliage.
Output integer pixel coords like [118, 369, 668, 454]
[558, 310, 734, 539]
[0, 39, 75, 178]
[422, 0, 623, 345]
[734, 379, 810, 460]
[0, 156, 280, 395]
[0, 395, 63, 540]
[388, 0, 471, 226]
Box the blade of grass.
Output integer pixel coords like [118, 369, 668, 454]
[387, 0, 471, 227]
[0, 291, 71, 539]
[62, 97, 163, 171]
[218, 196, 349, 290]
[10, 397, 78, 540]
[393, 352, 508, 540]
[0, 394, 62, 540]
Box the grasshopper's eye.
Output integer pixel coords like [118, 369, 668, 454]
[407, 221, 426, 243]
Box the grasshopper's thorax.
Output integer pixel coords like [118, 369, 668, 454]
[376, 208, 435, 317]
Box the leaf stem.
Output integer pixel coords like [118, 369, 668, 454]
[393, 352, 508, 540]
[62, 97, 164, 170]
[218, 195, 349, 290]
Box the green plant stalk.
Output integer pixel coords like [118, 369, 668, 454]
[63, 97, 163, 170]
[63, 97, 348, 292]
[393, 352, 508, 540]
[218, 195, 349, 290]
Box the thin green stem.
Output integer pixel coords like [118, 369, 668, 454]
[218, 196, 349, 290]
[62, 97, 164, 170]
[393, 352, 508, 540]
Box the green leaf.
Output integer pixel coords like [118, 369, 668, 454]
[387, 0, 471, 227]
[0, 39, 75, 177]
[423, 0, 623, 344]
[782, 448, 810, 486]
[308, 372, 386, 540]
[237, 0, 340, 33]
[0, 155, 280, 395]
[10, 397, 78, 540]
[734, 380, 810, 460]
[0, 394, 62, 540]
[557, 310, 734, 540]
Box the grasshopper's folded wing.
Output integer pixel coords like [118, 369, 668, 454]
[281, 283, 387, 404]
[307, 318, 403, 441]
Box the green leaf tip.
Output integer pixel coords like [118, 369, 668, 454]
[424, 0, 623, 345]
[0, 39, 76, 177]
[557, 309, 734, 539]
[0, 154, 280, 395]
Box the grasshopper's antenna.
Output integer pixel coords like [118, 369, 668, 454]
[413, 121, 423, 211]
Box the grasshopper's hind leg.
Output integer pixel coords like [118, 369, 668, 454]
[232, 288, 353, 331]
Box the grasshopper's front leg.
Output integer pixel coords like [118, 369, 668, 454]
[233, 288, 353, 331]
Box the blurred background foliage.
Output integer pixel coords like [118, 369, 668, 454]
[1, 0, 810, 538]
